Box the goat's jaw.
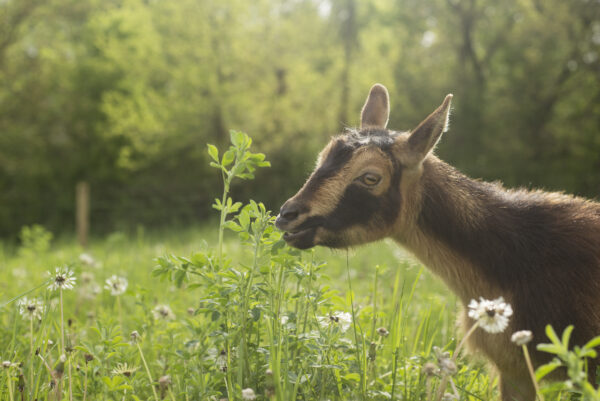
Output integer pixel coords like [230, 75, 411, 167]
[282, 227, 318, 249]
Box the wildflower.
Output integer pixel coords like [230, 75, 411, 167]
[377, 327, 389, 337]
[2, 361, 12, 369]
[130, 331, 141, 343]
[511, 330, 533, 346]
[158, 374, 172, 399]
[467, 296, 513, 333]
[280, 315, 289, 325]
[112, 362, 138, 377]
[241, 388, 256, 400]
[104, 275, 128, 296]
[80, 272, 95, 284]
[216, 350, 227, 372]
[79, 253, 100, 268]
[47, 266, 76, 291]
[152, 304, 175, 321]
[159, 375, 171, 386]
[17, 297, 45, 320]
[318, 311, 352, 332]
[423, 362, 438, 376]
[84, 354, 94, 364]
[433, 346, 457, 376]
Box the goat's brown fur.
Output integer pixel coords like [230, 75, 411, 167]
[275, 84, 600, 400]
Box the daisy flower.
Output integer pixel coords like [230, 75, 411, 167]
[152, 304, 175, 321]
[104, 275, 128, 296]
[318, 311, 353, 332]
[511, 330, 533, 346]
[47, 266, 76, 291]
[468, 296, 513, 333]
[17, 297, 45, 320]
[112, 362, 138, 377]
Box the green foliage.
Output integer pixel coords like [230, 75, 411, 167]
[18, 225, 53, 257]
[0, 132, 493, 400]
[537, 325, 600, 399]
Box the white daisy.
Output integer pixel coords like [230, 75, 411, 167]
[468, 296, 513, 333]
[47, 266, 76, 291]
[152, 304, 175, 321]
[17, 297, 45, 320]
[318, 311, 353, 332]
[511, 330, 533, 346]
[104, 275, 128, 296]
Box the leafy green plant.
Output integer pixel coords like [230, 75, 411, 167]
[535, 325, 600, 399]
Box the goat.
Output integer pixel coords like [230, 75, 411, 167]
[275, 83, 600, 400]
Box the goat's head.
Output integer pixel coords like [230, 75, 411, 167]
[276, 84, 453, 249]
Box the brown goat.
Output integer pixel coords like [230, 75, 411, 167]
[275, 84, 600, 400]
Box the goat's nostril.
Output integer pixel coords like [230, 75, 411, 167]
[279, 202, 301, 222]
[281, 210, 299, 221]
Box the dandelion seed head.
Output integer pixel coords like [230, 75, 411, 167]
[468, 296, 513, 333]
[104, 275, 128, 296]
[152, 304, 175, 321]
[47, 266, 76, 291]
[511, 330, 533, 346]
[17, 297, 45, 320]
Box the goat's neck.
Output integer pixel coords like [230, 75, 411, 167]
[392, 156, 511, 303]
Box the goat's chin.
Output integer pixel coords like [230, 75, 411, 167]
[282, 227, 318, 249]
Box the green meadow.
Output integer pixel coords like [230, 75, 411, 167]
[1, 132, 596, 401]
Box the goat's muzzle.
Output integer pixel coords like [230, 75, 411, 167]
[275, 200, 317, 249]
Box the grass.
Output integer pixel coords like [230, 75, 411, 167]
[1, 131, 594, 400]
[0, 222, 491, 401]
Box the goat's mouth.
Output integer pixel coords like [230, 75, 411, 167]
[282, 227, 318, 249]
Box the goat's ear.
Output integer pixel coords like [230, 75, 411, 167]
[360, 83, 390, 129]
[406, 94, 453, 163]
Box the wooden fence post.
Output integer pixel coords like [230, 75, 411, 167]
[76, 181, 90, 248]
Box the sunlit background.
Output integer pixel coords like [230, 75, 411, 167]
[1, 0, 599, 239]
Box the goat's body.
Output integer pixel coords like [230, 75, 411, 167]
[396, 156, 600, 394]
[277, 85, 600, 399]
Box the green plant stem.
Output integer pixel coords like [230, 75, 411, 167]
[68, 356, 73, 401]
[82, 368, 88, 401]
[6, 369, 14, 401]
[522, 345, 545, 401]
[136, 343, 159, 401]
[29, 316, 33, 393]
[117, 296, 123, 332]
[346, 252, 366, 401]
[434, 322, 479, 401]
[60, 289, 65, 355]
[217, 174, 230, 266]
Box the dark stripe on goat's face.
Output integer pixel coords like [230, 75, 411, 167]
[302, 139, 356, 196]
[300, 157, 402, 234]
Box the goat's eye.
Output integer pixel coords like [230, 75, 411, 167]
[359, 173, 381, 186]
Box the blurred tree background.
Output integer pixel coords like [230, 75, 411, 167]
[0, 0, 599, 238]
